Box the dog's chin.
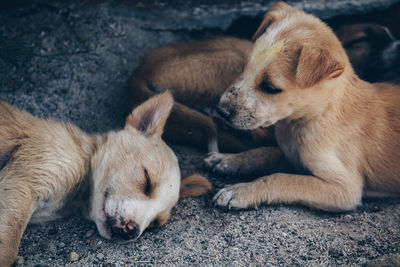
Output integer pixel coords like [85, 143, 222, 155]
[230, 120, 256, 130]
[95, 220, 112, 240]
[230, 117, 274, 130]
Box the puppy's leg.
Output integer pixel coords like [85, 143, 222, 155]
[204, 146, 290, 177]
[213, 172, 362, 212]
[0, 185, 35, 266]
[167, 103, 219, 152]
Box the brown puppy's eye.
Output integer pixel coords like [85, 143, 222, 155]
[144, 168, 152, 196]
[259, 81, 283, 94]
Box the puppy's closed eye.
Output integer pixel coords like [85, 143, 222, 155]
[143, 168, 153, 196]
[259, 81, 283, 94]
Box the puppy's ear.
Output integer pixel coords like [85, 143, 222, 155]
[125, 91, 174, 137]
[252, 13, 274, 42]
[179, 174, 213, 199]
[252, 2, 293, 41]
[295, 46, 344, 88]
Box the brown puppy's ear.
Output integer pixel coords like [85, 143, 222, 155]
[125, 91, 174, 137]
[295, 46, 344, 88]
[0, 143, 20, 171]
[179, 174, 213, 199]
[252, 2, 294, 41]
[252, 13, 274, 42]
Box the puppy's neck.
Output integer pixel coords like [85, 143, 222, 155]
[66, 132, 105, 203]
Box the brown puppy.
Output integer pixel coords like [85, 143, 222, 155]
[206, 2, 400, 211]
[0, 92, 211, 266]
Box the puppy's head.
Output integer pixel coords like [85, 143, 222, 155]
[217, 2, 348, 129]
[89, 91, 180, 241]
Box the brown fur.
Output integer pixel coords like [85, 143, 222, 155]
[179, 174, 213, 199]
[336, 23, 400, 82]
[0, 93, 211, 266]
[208, 2, 400, 211]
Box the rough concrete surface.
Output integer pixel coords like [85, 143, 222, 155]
[1, 1, 400, 266]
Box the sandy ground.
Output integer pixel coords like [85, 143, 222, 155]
[1, 1, 399, 266]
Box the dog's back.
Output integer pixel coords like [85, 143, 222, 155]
[130, 37, 252, 109]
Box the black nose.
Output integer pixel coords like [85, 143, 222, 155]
[110, 220, 140, 240]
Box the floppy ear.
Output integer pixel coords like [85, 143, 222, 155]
[295, 46, 344, 88]
[252, 2, 294, 41]
[179, 174, 213, 199]
[125, 91, 174, 137]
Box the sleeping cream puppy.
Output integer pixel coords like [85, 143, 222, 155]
[0, 92, 211, 266]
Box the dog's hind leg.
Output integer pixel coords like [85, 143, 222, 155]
[167, 102, 219, 152]
[0, 182, 35, 266]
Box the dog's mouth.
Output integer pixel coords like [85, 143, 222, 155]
[204, 106, 238, 129]
[107, 215, 141, 241]
[97, 218, 142, 242]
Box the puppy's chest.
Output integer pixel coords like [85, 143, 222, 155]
[275, 122, 311, 170]
[30, 183, 89, 223]
[30, 197, 69, 223]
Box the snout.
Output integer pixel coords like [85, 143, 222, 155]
[108, 217, 140, 240]
[216, 86, 240, 122]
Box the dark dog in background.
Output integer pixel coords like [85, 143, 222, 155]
[336, 23, 400, 83]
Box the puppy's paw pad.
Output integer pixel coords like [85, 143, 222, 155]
[213, 185, 252, 209]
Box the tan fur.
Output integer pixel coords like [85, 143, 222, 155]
[0, 92, 209, 266]
[210, 2, 400, 211]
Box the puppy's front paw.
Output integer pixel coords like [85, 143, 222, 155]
[203, 152, 241, 176]
[213, 183, 257, 209]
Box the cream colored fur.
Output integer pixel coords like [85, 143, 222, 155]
[0, 92, 211, 266]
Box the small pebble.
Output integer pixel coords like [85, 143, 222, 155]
[85, 229, 95, 238]
[139, 246, 148, 251]
[97, 253, 104, 260]
[68, 251, 80, 262]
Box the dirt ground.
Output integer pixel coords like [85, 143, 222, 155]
[1, 1, 399, 266]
